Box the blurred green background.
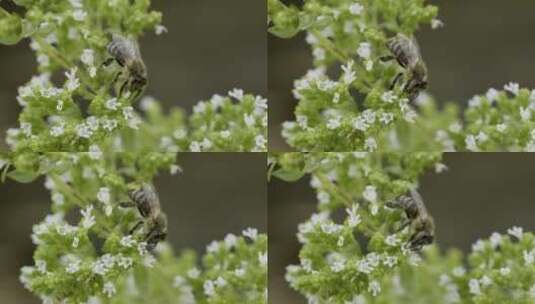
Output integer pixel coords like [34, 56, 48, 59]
[269, 153, 535, 303]
[0, 153, 267, 303]
[269, 0, 535, 150]
[0, 0, 267, 150]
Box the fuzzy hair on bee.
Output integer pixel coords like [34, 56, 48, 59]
[380, 33, 428, 102]
[104, 34, 148, 100]
[386, 189, 435, 251]
[120, 183, 167, 251]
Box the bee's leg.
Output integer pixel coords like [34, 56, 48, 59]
[119, 201, 136, 208]
[408, 231, 434, 251]
[128, 220, 144, 235]
[395, 219, 411, 233]
[119, 79, 130, 97]
[101, 58, 115, 67]
[111, 71, 123, 85]
[390, 73, 403, 90]
[379, 55, 395, 62]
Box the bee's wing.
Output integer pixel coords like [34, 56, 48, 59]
[409, 189, 425, 207]
[407, 36, 422, 68]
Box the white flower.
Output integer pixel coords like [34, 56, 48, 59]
[486, 88, 499, 102]
[204, 280, 215, 297]
[381, 91, 396, 103]
[88, 145, 103, 160]
[341, 60, 357, 84]
[496, 123, 507, 133]
[73, 9, 87, 21]
[81, 49, 94, 66]
[368, 280, 381, 296]
[357, 42, 372, 59]
[363, 185, 377, 203]
[505, 226, 523, 241]
[188, 268, 200, 279]
[36, 260, 47, 274]
[468, 279, 481, 295]
[321, 222, 342, 234]
[349, 3, 363, 15]
[215, 276, 227, 287]
[435, 163, 448, 173]
[189, 141, 201, 152]
[385, 235, 400, 247]
[201, 138, 213, 150]
[220, 130, 231, 138]
[346, 205, 361, 228]
[431, 18, 444, 29]
[193, 102, 207, 113]
[468, 96, 482, 108]
[105, 98, 119, 110]
[103, 282, 116, 298]
[102, 119, 118, 131]
[229, 88, 244, 101]
[259, 251, 268, 267]
[521, 107, 532, 121]
[72, 237, 79, 248]
[327, 116, 342, 129]
[143, 254, 157, 267]
[452, 267, 466, 277]
[383, 256, 398, 268]
[524, 250, 535, 265]
[489, 232, 502, 248]
[66, 258, 81, 274]
[65, 67, 80, 91]
[364, 137, 377, 151]
[81, 205, 95, 229]
[242, 227, 258, 240]
[69, 0, 83, 8]
[504, 82, 520, 95]
[224, 233, 238, 248]
[255, 135, 267, 150]
[465, 135, 478, 151]
[155, 25, 168, 35]
[480, 275, 492, 287]
[317, 191, 330, 205]
[120, 235, 137, 248]
[52, 193, 64, 205]
[380, 112, 394, 125]
[37, 54, 50, 67]
[476, 131, 488, 143]
[499, 267, 511, 276]
[244, 113, 256, 126]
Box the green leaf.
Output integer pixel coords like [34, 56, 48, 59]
[272, 167, 305, 182]
[7, 169, 39, 183]
[0, 8, 24, 45]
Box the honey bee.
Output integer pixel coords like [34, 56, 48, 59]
[120, 183, 167, 251]
[104, 34, 148, 100]
[386, 189, 434, 251]
[380, 33, 428, 101]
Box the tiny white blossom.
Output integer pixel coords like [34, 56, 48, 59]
[327, 116, 342, 129]
[204, 280, 215, 297]
[155, 25, 168, 35]
[496, 123, 507, 133]
[385, 234, 400, 247]
[346, 205, 361, 228]
[468, 279, 481, 295]
[81, 205, 95, 229]
[229, 88, 244, 101]
[368, 280, 381, 296]
[190, 141, 202, 152]
[81, 49, 94, 66]
[489, 232, 502, 248]
[499, 267, 511, 276]
[73, 9, 87, 21]
[242, 227, 258, 240]
[105, 98, 119, 110]
[357, 42, 372, 59]
[65, 67, 80, 91]
[364, 137, 377, 151]
[120, 235, 136, 248]
[465, 135, 478, 151]
[431, 18, 444, 29]
[524, 250, 535, 265]
[224, 233, 238, 248]
[103, 282, 116, 298]
[88, 145, 103, 160]
[244, 114, 256, 127]
[317, 191, 330, 205]
[363, 185, 377, 203]
[349, 3, 363, 15]
[521, 107, 532, 121]
[504, 82, 520, 96]
[507, 226, 523, 240]
[382, 91, 396, 103]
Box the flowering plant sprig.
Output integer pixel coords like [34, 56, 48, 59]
[2, 152, 267, 303]
[269, 1, 535, 152]
[2, 0, 267, 152]
[271, 152, 535, 303]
